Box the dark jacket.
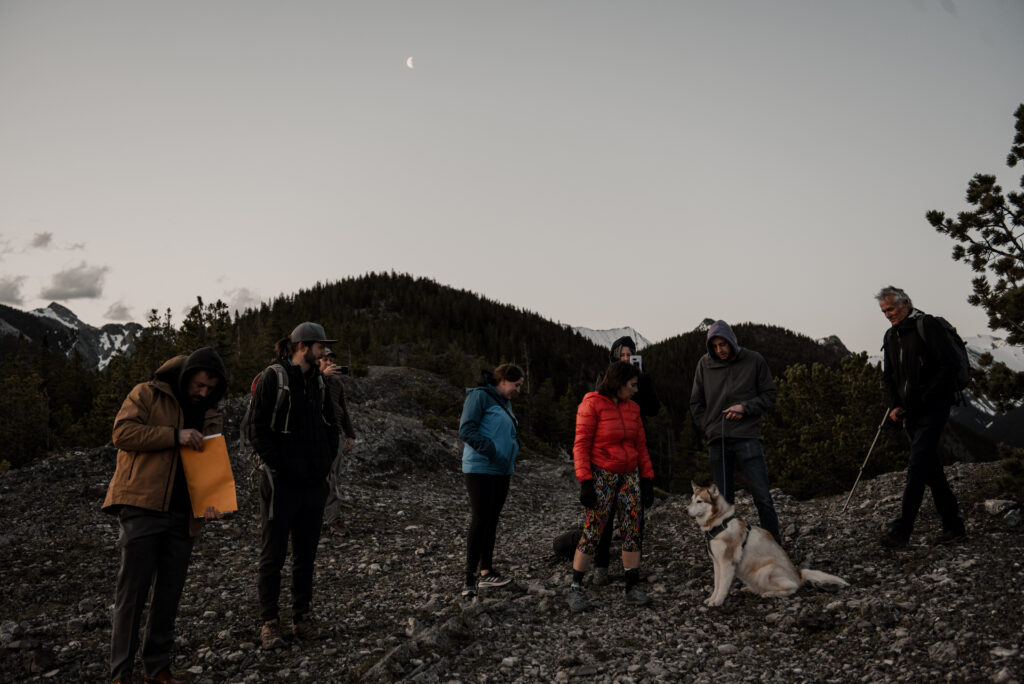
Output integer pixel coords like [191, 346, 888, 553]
[324, 375, 356, 439]
[103, 348, 227, 535]
[882, 310, 959, 417]
[689, 320, 776, 441]
[250, 359, 339, 486]
[605, 335, 661, 419]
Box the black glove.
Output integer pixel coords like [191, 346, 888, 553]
[640, 479, 655, 508]
[579, 480, 597, 508]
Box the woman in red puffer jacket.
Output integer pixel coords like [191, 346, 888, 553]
[566, 361, 655, 612]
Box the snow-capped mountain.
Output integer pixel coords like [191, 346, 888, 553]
[573, 326, 653, 352]
[0, 302, 141, 370]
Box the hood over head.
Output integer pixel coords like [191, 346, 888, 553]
[153, 347, 228, 408]
[706, 320, 740, 361]
[610, 335, 637, 362]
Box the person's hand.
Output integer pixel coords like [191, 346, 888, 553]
[723, 404, 745, 421]
[889, 407, 906, 423]
[579, 480, 597, 508]
[640, 479, 655, 508]
[178, 429, 204, 450]
[322, 363, 341, 377]
[203, 506, 222, 520]
[343, 437, 355, 454]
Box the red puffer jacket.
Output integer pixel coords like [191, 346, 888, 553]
[573, 392, 654, 481]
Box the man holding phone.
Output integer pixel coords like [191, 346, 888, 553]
[689, 320, 781, 544]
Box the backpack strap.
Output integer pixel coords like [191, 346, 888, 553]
[265, 363, 291, 434]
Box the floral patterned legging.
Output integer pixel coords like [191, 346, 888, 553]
[576, 466, 642, 555]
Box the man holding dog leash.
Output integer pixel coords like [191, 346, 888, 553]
[689, 320, 782, 544]
[877, 286, 966, 548]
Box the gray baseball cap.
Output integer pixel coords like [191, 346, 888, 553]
[289, 321, 337, 344]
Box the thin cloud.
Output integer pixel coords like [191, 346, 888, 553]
[40, 262, 109, 300]
[30, 232, 53, 249]
[0, 275, 27, 305]
[226, 287, 262, 315]
[104, 300, 133, 321]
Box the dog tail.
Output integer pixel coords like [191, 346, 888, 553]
[800, 569, 849, 587]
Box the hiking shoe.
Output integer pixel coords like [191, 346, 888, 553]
[879, 529, 909, 548]
[624, 586, 652, 606]
[260, 620, 285, 650]
[567, 586, 593, 613]
[328, 520, 350, 537]
[292, 616, 319, 640]
[591, 567, 610, 586]
[933, 526, 966, 545]
[477, 572, 512, 588]
[460, 582, 478, 598]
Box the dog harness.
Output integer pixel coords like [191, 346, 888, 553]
[704, 514, 751, 558]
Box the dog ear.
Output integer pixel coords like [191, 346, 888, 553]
[708, 483, 719, 498]
[691, 480, 700, 494]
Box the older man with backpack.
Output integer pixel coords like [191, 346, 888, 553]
[249, 322, 339, 648]
[877, 286, 967, 548]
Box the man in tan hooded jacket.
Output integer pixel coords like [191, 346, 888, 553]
[102, 347, 227, 684]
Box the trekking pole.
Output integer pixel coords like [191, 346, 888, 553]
[837, 408, 891, 515]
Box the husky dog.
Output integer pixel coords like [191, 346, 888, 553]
[687, 482, 848, 607]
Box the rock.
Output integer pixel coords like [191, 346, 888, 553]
[983, 499, 1016, 515]
[928, 641, 958, 664]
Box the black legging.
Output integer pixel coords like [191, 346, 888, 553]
[464, 473, 511, 583]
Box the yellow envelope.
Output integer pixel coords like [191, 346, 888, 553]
[179, 434, 238, 517]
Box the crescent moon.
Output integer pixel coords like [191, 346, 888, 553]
[406, 56, 414, 69]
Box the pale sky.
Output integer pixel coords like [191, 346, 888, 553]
[1, 1, 1022, 353]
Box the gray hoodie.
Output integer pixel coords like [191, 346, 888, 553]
[689, 320, 777, 441]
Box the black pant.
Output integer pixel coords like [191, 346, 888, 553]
[893, 405, 963, 536]
[257, 474, 329, 622]
[464, 473, 511, 583]
[110, 507, 195, 680]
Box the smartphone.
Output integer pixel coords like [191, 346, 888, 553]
[629, 355, 643, 371]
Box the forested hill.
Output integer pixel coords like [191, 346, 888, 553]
[2, 272, 1001, 500]
[643, 322, 849, 433]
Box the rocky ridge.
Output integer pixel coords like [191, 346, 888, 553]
[1, 366, 1022, 683]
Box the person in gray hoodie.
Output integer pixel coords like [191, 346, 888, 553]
[689, 320, 781, 543]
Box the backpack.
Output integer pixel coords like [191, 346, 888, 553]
[239, 363, 291, 466]
[239, 362, 327, 519]
[915, 313, 971, 392]
[239, 362, 329, 466]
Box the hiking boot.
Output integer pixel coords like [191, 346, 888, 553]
[460, 581, 478, 598]
[567, 585, 593, 613]
[477, 571, 512, 588]
[591, 567, 610, 586]
[624, 586, 652, 607]
[260, 620, 285, 650]
[292, 615, 319, 640]
[879, 529, 910, 548]
[933, 525, 966, 545]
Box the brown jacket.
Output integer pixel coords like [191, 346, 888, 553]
[102, 352, 226, 536]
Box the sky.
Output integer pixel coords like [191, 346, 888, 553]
[1, 1, 1022, 354]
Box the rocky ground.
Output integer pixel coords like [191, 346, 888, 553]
[1, 366, 1023, 683]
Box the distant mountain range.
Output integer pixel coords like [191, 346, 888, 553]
[572, 326, 653, 353]
[0, 302, 141, 370]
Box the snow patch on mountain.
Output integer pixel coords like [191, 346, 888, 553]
[965, 334, 1024, 373]
[572, 326, 652, 352]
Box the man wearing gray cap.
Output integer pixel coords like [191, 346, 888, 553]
[250, 322, 340, 648]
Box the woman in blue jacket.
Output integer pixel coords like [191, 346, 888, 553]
[459, 364, 524, 597]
